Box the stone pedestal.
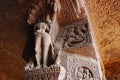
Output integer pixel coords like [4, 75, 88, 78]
[24, 66, 66, 80]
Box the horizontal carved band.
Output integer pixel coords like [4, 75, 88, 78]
[24, 66, 66, 80]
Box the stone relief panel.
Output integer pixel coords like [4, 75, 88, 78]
[56, 19, 91, 49]
[76, 66, 93, 79]
[59, 51, 101, 80]
[67, 56, 101, 80]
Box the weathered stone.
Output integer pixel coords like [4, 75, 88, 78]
[67, 56, 100, 80]
[85, 0, 120, 79]
[27, 0, 85, 26]
[60, 51, 101, 80]
[56, 18, 91, 49]
[24, 66, 66, 80]
[1, 0, 120, 79]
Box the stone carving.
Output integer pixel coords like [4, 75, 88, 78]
[24, 66, 66, 80]
[56, 19, 91, 49]
[77, 67, 93, 80]
[23, 0, 65, 80]
[27, 0, 61, 43]
[67, 56, 101, 80]
[24, 22, 61, 70]
[24, 13, 65, 80]
[59, 51, 101, 80]
[34, 22, 53, 68]
[23, 0, 102, 80]
[24, 0, 62, 70]
[27, 0, 61, 25]
[23, 1, 66, 80]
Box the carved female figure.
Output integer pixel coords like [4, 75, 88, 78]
[34, 22, 51, 68]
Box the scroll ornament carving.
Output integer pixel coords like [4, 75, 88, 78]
[56, 20, 91, 49]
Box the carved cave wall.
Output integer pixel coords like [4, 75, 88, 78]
[0, 0, 120, 80]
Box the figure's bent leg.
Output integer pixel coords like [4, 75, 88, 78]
[35, 36, 41, 68]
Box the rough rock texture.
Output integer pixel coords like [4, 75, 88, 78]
[85, 0, 120, 79]
[0, 0, 120, 80]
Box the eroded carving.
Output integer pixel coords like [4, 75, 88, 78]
[24, 0, 62, 70]
[27, 0, 61, 25]
[77, 67, 93, 79]
[66, 55, 101, 80]
[24, 22, 61, 70]
[24, 66, 66, 80]
[34, 22, 53, 68]
[56, 19, 91, 49]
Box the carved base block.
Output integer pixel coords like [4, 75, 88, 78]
[24, 66, 66, 80]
